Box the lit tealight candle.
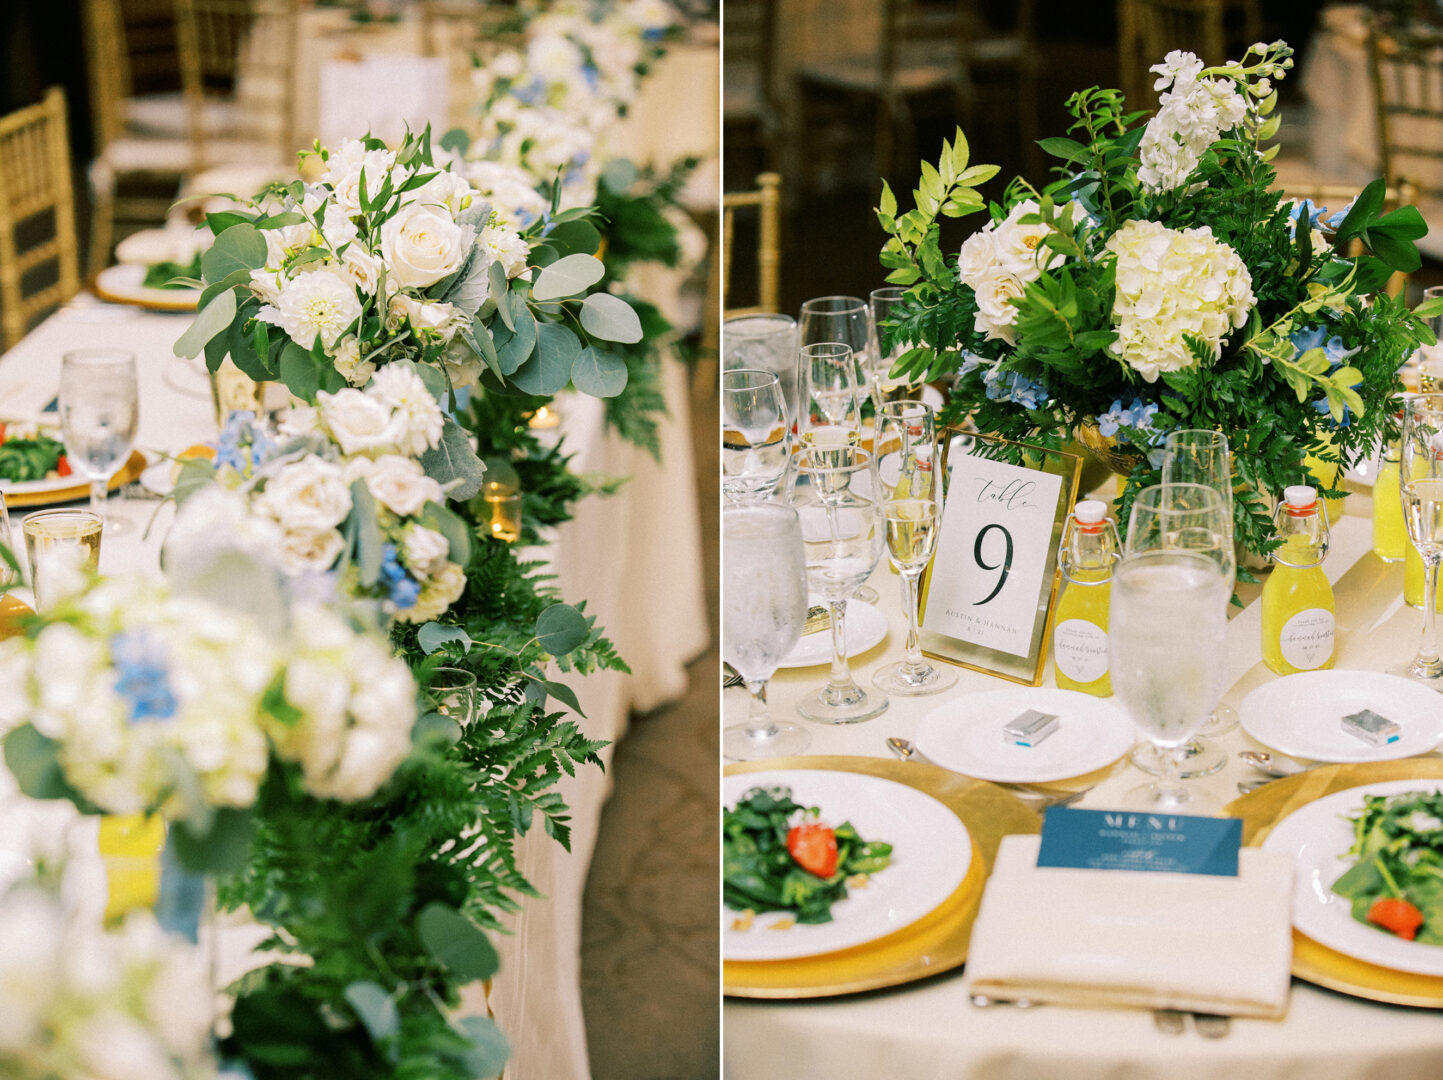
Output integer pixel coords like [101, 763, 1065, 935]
[528, 404, 560, 430]
[482, 481, 522, 543]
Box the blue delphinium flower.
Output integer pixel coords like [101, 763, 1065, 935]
[110, 631, 177, 724]
[1096, 396, 1158, 437]
[213, 411, 255, 472]
[379, 543, 420, 610]
[958, 351, 988, 378]
[982, 368, 1048, 411]
[1289, 199, 1350, 233]
[582, 63, 601, 89]
[512, 78, 547, 106]
[1290, 325, 1360, 370]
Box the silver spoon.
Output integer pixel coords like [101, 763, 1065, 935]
[1237, 750, 1311, 778]
[886, 737, 1091, 809]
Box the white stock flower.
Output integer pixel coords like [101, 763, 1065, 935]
[1106, 218, 1254, 381]
[478, 223, 531, 278]
[367, 364, 445, 455]
[1137, 49, 1249, 193]
[258, 269, 361, 351]
[388, 295, 469, 344]
[277, 525, 346, 576]
[256, 457, 352, 532]
[380, 202, 471, 290]
[357, 454, 444, 517]
[403, 523, 451, 576]
[318, 387, 405, 455]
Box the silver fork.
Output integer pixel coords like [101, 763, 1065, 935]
[886, 737, 1093, 810]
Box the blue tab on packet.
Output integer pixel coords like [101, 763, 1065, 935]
[1035, 808, 1242, 877]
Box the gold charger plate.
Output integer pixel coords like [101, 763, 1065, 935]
[93, 265, 203, 312]
[723, 755, 1041, 999]
[1226, 758, 1443, 1008]
[2, 451, 147, 508]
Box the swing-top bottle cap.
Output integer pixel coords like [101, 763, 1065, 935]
[1074, 500, 1106, 524]
[1283, 485, 1317, 513]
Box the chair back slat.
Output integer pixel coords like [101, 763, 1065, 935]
[722, 172, 781, 316]
[1369, 21, 1443, 200]
[0, 88, 81, 350]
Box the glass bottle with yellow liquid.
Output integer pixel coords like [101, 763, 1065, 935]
[1262, 485, 1335, 674]
[1304, 436, 1347, 525]
[1052, 500, 1120, 696]
[1374, 440, 1407, 563]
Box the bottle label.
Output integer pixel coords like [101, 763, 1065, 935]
[1280, 608, 1334, 670]
[1054, 619, 1109, 683]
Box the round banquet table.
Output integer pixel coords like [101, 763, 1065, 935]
[723, 478, 1443, 1080]
[0, 291, 707, 1080]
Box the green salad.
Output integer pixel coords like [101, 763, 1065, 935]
[1331, 790, 1443, 944]
[142, 256, 203, 290]
[723, 786, 893, 925]
[0, 433, 66, 482]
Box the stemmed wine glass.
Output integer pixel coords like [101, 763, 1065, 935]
[1112, 483, 1233, 810]
[868, 286, 920, 415]
[799, 296, 873, 371]
[722, 369, 791, 503]
[791, 446, 888, 723]
[722, 503, 812, 759]
[1397, 393, 1443, 689]
[59, 349, 139, 535]
[874, 495, 956, 696]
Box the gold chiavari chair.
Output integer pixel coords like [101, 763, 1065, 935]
[723, 0, 780, 171]
[0, 88, 82, 350]
[1118, 0, 1262, 113]
[722, 172, 781, 317]
[1367, 19, 1443, 265]
[1280, 180, 1419, 297]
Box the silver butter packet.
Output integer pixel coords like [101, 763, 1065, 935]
[1003, 709, 1059, 748]
[1341, 708, 1401, 746]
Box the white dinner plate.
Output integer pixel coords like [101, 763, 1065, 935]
[1239, 671, 1443, 763]
[914, 687, 1135, 784]
[1262, 779, 1443, 976]
[722, 769, 971, 961]
[93, 264, 204, 312]
[776, 598, 887, 668]
[0, 420, 78, 498]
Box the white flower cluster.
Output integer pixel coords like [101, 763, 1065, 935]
[956, 200, 1071, 346]
[0, 891, 216, 1080]
[1106, 218, 1255, 381]
[248, 137, 531, 387]
[1136, 49, 1249, 193]
[0, 570, 421, 816]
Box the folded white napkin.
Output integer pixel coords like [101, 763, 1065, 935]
[965, 834, 1294, 1018]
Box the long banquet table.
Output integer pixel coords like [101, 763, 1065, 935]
[0, 293, 708, 1080]
[723, 481, 1443, 1080]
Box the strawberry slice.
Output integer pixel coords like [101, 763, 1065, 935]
[786, 823, 838, 878]
[56, 454, 71, 477]
[1367, 897, 1425, 941]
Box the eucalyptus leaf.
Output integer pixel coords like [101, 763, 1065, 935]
[419, 416, 488, 501]
[279, 342, 323, 402]
[3, 724, 71, 801]
[511, 322, 579, 395]
[417, 621, 474, 654]
[570, 345, 628, 398]
[600, 157, 638, 194]
[201, 223, 268, 282]
[579, 292, 643, 343]
[532, 253, 605, 301]
[344, 982, 399, 1045]
[535, 602, 588, 655]
[169, 806, 255, 875]
[416, 902, 500, 982]
[174, 288, 237, 359]
[439, 128, 470, 156]
[543, 220, 601, 258]
[419, 500, 474, 565]
[542, 679, 584, 716]
[352, 481, 383, 587]
[490, 262, 513, 329]
[495, 303, 537, 375]
[456, 1016, 510, 1080]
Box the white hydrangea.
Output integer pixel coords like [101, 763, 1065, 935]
[1106, 218, 1255, 381]
[0, 892, 216, 1080]
[257, 268, 362, 350]
[956, 199, 1071, 345]
[1137, 49, 1250, 193]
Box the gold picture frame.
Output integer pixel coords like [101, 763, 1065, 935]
[917, 429, 1082, 685]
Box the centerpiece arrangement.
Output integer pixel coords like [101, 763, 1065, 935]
[877, 41, 1442, 560]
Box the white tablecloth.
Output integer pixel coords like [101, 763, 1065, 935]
[724, 485, 1443, 1079]
[0, 292, 708, 1080]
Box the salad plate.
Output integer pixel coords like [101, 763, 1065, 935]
[914, 687, 1134, 784]
[724, 756, 1039, 998]
[723, 769, 971, 962]
[93, 264, 204, 313]
[1228, 759, 1443, 1007]
[1238, 670, 1443, 763]
[1262, 779, 1443, 977]
[0, 421, 146, 508]
[776, 598, 887, 668]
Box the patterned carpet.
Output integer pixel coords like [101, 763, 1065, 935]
[580, 372, 719, 1080]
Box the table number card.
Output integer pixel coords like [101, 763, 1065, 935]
[1036, 808, 1243, 877]
[918, 432, 1081, 684]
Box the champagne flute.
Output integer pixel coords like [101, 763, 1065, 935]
[722, 369, 791, 503]
[59, 349, 139, 535]
[868, 286, 922, 415]
[873, 496, 956, 695]
[1112, 483, 1232, 811]
[722, 503, 812, 759]
[1398, 393, 1443, 689]
[873, 400, 936, 502]
[791, 446, 888, 723]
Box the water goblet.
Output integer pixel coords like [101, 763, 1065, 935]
[791, 446, 888, 723]
[722, 368, 791, 503]
[722, 313, 801, 433]
[59, 349, 139, 535]
[873, 496, 956, 696]
[722, 503, 812, 759]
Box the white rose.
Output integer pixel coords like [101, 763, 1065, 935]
[971, 271, 1027, 346]
[277, 404, 320, 438]
[362, 454, 444, 517]
[957, 228, 1000, 285]
[404, 169, 476, 215]
[441, 336, 484, 389]
[313, 726, 411, 800]
[403, 561, 467, 623]
[388, 295, 469, 344]
[403, 524, 451, 576]
[324, 145, 397, 216]
[338, 243, 382, 294]
[380, 202, 471, 290]
[277, 525, 345, 576]
[993, 199, 1065, 279]
[318, 387, 404, 455]
[332, 337, 376, 387]
[257, 457, 352, 531]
